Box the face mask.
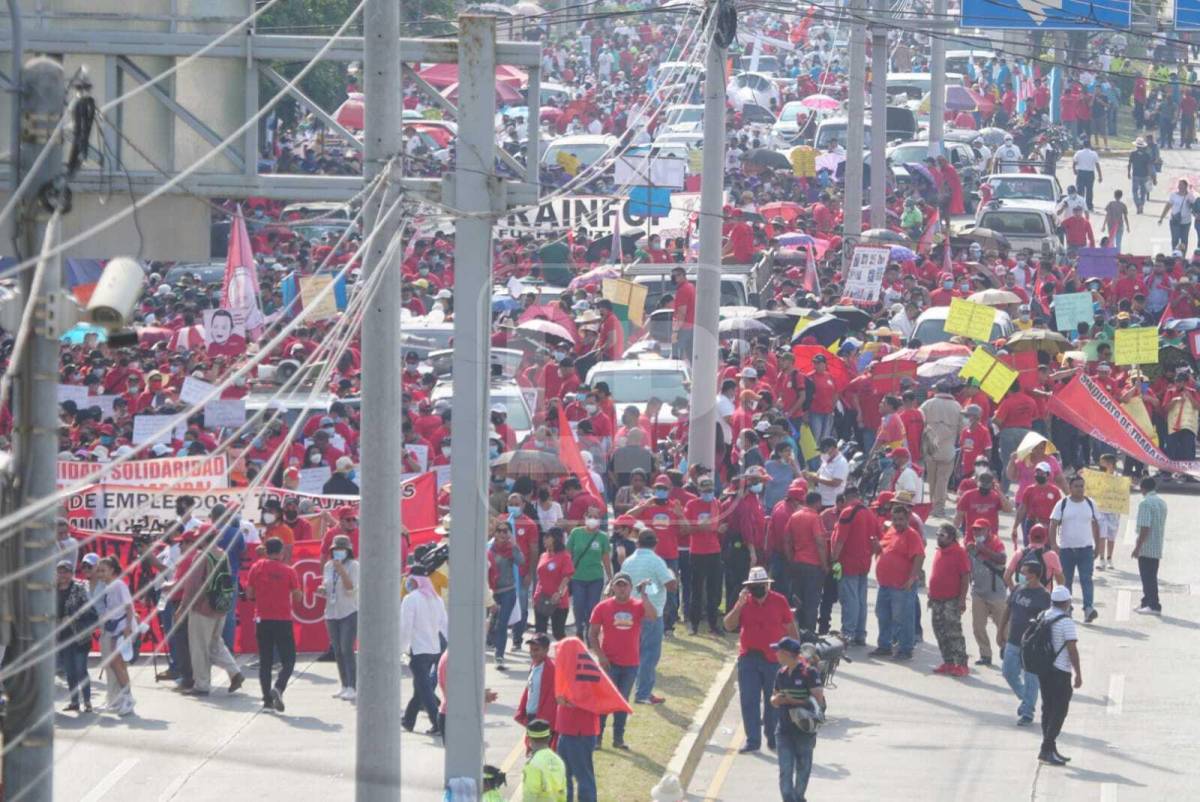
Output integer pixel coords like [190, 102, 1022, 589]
[701, 491, 715, 501]
[585, 517, 600, 529]
[507, 505, 522, 515]
[744, 402, 756, 412]
[748, 585, 767, 599]
[504, 477, 515, 490]
[284, 509, 297, 521]
[750, 483, 763, 494]
[252, 438, 264, 450]
[942, 280, 953, 290]
[489, 446, 500, 460]
[1035, 474, 1048, 484]
[553, 350, 566, 360]
[585, 403, 598, 414]
[263, 513, 277, 524]
[333, 549, 348, 561]
[442, 445, 451, 455]
[418, 267, 429, 276]
[309, 454, 322, 465]
[654, 489, 669, 501]
[100, 436, 114, 446]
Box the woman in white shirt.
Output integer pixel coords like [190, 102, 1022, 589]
[95, 556, 135, 716]
[535, 487, 564, 531]
[320, 534, 359, 701]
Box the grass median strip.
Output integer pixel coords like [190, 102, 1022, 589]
[592, 630, 731, 802]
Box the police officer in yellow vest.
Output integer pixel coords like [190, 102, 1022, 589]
[481, 765, 508, 802]
[522, 719, 567, 802]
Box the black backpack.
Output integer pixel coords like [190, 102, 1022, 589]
[205, 552, 236, 614]
[1019, 546, 1048, 583]
[1020, 610, 1066, 675]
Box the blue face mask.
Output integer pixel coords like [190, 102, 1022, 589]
[701, 491, 715, 502]
[654, 489, 669, 501]
[489, 446, 500, 460]
[504, 477, 515, 490]
[942, 280, 953, 290]
[100, 436, 114, 446]
[507, 505, 522, 515]
[749, 483, 764, 494]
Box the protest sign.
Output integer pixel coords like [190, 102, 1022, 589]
[870, 359, 917, 393]
[299, 275, 339, 321]
[180, 376, 216, 406]
[601, 278, 648, 327]
[1113, 327, 1159, 365]
[298, 466, 331, 495]
[945, 298, 996, 341]
[57, 384, 91, 407]
[202, 308, 247, 358]
[203, 399, 246, 429]
[843, 246, 891, 304]
[979, 360, 1018, 402]
[57, 455, 229, 491]
[1076, 247, 1118, 280]
[1081, 468, 1131, 515]
[132, 415, 187, 445]
[1054, 291, 1095, 333]
[959, 347, 995, 383]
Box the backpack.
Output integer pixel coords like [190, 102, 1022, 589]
[1018, 545, 1048, 583]
[1020, 610, 1067, 675]
[204, 551, 236, 614]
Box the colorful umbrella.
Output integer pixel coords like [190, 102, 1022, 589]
[334, 92, 364, 131]
[567, 264, 620, 290]
[519, 304, 579, 342]
[790, 315, 847, 347]
[759, 201, 804, 223]
[800, 93, 840, 111]
[416, 63, 527, 89]
[790, 344, 851, 390]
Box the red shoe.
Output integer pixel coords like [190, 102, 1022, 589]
[952, 665, 970, 677]
[933, 663, 951, 674]
[646, 694, 666, 705]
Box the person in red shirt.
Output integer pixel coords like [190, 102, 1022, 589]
[785, 491, 829, 633]
[871, 497, 924, 659]
[928, 522, 972, 676]
[897, 391, 925, 462]
[280, 496, 314, 544]
[587, 572, 655, 749]
[594, 299, 625, 360]
[245, 536, 301, 711]
[724, 209, 756, 263]
[319, 507, 360, 560]
[957, 405, 992, 480]
[629, 477, 684, 627]
[1011, 461, 1063, 548]
[1061, 206, 1095, 248]
[669, 266, 696, 361]
[955, 471, 1013, 537]
[684, 476, 724, 634]
[994, 384, 1040, 480]
[722, 566, 799, 752]
[806, 354, 838, 443]
[830, 486, 878, 645]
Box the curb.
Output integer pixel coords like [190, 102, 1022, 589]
[661, 655, 738, 794]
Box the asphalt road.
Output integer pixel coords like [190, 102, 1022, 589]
[50, 640, 534, 800]
[687, 488, 1199, 802]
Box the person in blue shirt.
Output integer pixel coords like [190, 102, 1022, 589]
[211, 503, 247, 651]
[619, 529, 677, 706]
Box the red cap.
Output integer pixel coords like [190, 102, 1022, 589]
[971, 518, 992, 531]
[890, 447, 910, 461]
[614, 514, 638, 527]
[283, 467, 300, 480]
[786, 483, 808, 501]
[336, 506, 359, 521]
[1028, 523, 1048, 543]
[652, 475, 672, 488]
[873, 491, 894, 508]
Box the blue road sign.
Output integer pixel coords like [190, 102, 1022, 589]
[1177, 0, 1200, 29]
[961, 0, 1131, 30]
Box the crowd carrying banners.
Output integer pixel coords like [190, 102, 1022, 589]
[65, 471, 438, 536]
[1081, 468, 1132, 515]
[57, 456, 229, 491]
[1113, 327, 1160, 365]
[1048, 374, 1200, 478]
[843, 246, 891, 304]
[1054, 291, 1094, 333]
[945, 298, 996, 341]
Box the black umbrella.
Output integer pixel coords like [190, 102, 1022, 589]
[751, 309, 804, 337]
[743, 148, 791, 170]
[822, 304, 872, 330]
[789, 314, 847, 346]
[584, 232, 643, 263]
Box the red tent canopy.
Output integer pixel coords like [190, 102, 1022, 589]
[416, 63, 527, 89]
[441, 80, 523, 106]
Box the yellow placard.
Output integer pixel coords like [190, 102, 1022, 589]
[601, 278, 648, 326]
[944, 298, 997, 341]
[1081, 468, 1131, 515]
[687, 148, 704, 173]
[979, 360, 1018, 402]
[298, 275, 338, 321]
[556, 150, 581, 176]
[790, 146, 816, 177]
[1113, 327, 1159, 365]
[958, 347, 996, 383]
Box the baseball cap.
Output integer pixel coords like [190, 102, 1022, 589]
[81, 553, 99, 567]
[740, 367, 758, 379]
[610, 572, 633, 587]
[613, 514, 638, 527]
[971, 518, 991, 531]
[1050, 586, 1072, 603]
[652, 476, 671, 488]
[770, 637, 804, 655]
[1035, 461, 1052, 473]
[526, 719, 552, 739]
[56, 559, 74, 571]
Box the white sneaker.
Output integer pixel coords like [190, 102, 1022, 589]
[1108, 559, 1115, 570]
[342, 687, 356, 702]
[117, 697, 135, 717]
[1096, 561, 1106, 571]
[332, 688, 348, 699]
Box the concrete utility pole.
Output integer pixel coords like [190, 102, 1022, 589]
[928, 0, 946, 157]
[445, 14, 499, 799]
[1, 56, 66, 802]
[843, 0, 866, 266]
[355, 0, 404, 796]
[686, 5, 727, 474]
[869, 0, 888, 229]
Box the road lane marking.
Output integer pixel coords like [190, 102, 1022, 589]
[1106, 674, 1125, 716]
[1116, 590, 1131, 622]
[702, 729, 746, 801]
[1101, 782, 1119, 802]
[81, 758, 139, 802]
[1123, 517, 1136, 546]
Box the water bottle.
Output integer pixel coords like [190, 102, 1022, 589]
[832, 562, 843, 581]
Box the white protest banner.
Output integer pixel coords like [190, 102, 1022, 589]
[299, 275, 339, 321]
[57, 455, 229, 491]
[298, 466, 332, 495]
[57, 384, 91, 407]
[91, 395, 118, 418]
[132, 415, 187, 445]
[405, 444, 429, 472]
[180, 376, 217, 406]
[203, 399, 246, 429]
[843, 246, 891, 304]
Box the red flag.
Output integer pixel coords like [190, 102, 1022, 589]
[557, 405, 603, 501]
[221, 209, 266, 337]
[401, 470, 439, 541]
[916, 209, 940, 255]
[553, 637, 634, 715]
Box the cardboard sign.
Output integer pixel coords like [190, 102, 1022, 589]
[405, 443, 429, 472]
[1113, 327, 1159, 365]
[180, 376, 217, 406]
[1054, 291, 1095, 333]
[1076, 247, 1119, 280]
[90, 395, 118, 418]
[57, 384, 91, 408]
[132, 415, 187, 445]
[844, 246, 891, 304]
[601, 278, 648, 326]
[1081, 468, 1131, 515]
[979, 360, 1018, 402]
[945, 298, 997, 341]
[871, 359, 917, 393]
[299, 275, 339, 321]
[203, 399, 247, 429]
[959, 347, 996, 383]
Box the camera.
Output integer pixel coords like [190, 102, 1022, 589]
[86, 257, 145, 331]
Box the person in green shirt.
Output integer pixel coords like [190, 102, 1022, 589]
[522, 719, 567, 802]
[566, 516, 612, 638]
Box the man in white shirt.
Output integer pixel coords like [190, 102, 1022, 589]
[890, 448, 924, 504]
[1158, 178, 1196, 253]
[400, 573, 448, 734]
[807, 437, 849, 508]
[1056, 186, 1087, 224]
[994, 135, 1023, 173]
[1048, 475, 1101, 623]
[1072, 139, 1103, 212]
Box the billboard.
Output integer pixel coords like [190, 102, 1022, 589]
[960, 0, 1130, 29]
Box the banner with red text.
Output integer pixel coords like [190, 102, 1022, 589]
[1048, 374, 1200, 477]
[57, 455, 229, 490]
